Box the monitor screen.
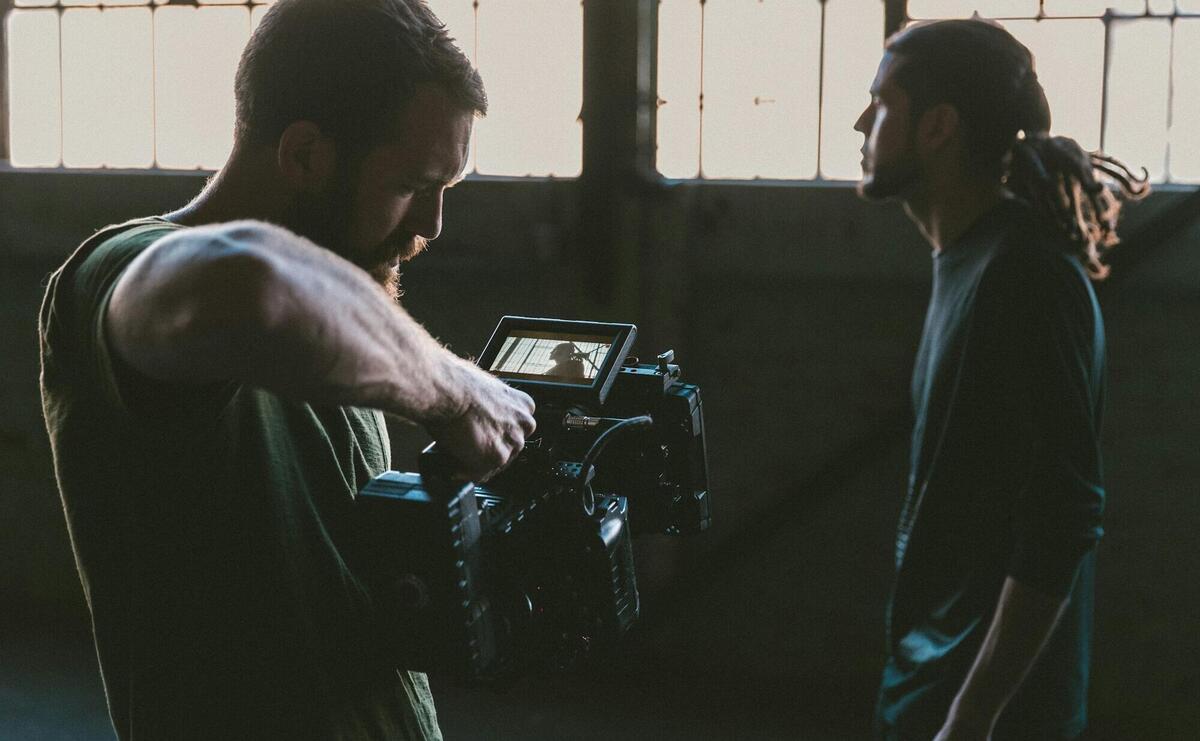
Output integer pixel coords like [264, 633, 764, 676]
[487, 330, 616, 386]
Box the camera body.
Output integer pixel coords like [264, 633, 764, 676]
[352, 317, 710, 681]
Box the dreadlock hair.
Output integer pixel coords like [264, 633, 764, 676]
[886, 19, 1148, 279]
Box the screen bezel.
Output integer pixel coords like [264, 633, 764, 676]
[477, 316, 636, 405]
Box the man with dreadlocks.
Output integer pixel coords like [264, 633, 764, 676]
[853, 19, 1146, 741]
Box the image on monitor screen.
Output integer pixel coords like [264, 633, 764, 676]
[488, 330, 615, 385]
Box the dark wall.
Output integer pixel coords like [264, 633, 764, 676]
[1, 170, 1197, 736]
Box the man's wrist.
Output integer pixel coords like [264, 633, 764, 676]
[420, 353, 473, 430]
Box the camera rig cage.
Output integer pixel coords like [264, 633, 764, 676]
[351, 316, 710, 682]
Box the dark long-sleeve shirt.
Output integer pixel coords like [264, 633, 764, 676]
[877, 199, 1105, 739]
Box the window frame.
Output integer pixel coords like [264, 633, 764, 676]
[2, 0, 1199, 190]
[0, 0, 589, 178]
[653, 0, 1200, 187]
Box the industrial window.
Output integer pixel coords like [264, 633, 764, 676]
[908, 0, 1200, 183]
[6, 0, 1197, 184]
[5, 0, 273, 170]
[425, 0, 582, 177]
[657, 0, 885, 180]
[656, 0, 1200, 184]
[2, 0, 583, 176]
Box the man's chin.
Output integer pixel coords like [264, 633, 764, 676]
[857, 182, 894, 203]
[366, 237, 428, 300]
[395, 235, 428, 264]
[857, 167, 917, 202]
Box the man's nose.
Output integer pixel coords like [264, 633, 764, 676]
[407, 189, 444, 241]
[854, 105, 872, 134]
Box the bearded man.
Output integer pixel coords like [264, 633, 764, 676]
[39, 1, 534, 738]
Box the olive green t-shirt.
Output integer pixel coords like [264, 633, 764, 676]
[39, 218, 442, 740]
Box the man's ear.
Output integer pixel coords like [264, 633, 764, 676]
[915, 102, 960, 155]
[277, 121, 337, 191]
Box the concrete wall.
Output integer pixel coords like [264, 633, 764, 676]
[1, 170, 1196, 736]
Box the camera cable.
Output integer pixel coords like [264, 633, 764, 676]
[576, 414, 654, 485]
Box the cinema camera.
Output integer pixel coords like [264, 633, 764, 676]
[352, 316, 710, 681]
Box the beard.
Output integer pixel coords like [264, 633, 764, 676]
[857, 126, 923, 202]
[281, 169, 426, 302]
[857, 152, 921, 201]
[363, 234, 428, 301]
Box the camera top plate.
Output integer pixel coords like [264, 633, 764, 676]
[477, 316, 636, 405]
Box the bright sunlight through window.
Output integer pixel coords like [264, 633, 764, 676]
[5, 1, 1199, 183]
[4, 0, 583, 176]
[657, 0, 1200, 183]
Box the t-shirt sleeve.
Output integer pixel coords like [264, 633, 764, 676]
[974, 248, 1106, 598]
[57, 224, 183, 413]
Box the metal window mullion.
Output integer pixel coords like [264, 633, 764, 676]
[1099, 11, 1112, 152]
[697, 0, 705, 178]
[151, 2, 158, 167]
[57, 4, 64, 166]
[0, 0, 12, 162]
[635, 0, 657, 176]
[885, 0, 906, 39]
[1164, 16, 1175, 182]
[816, 0, 826, 179]
[470, 0, 477, 174]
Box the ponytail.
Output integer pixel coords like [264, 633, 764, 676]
[1009, 135, 1147, 279]
[1007, 69, 1148, 280]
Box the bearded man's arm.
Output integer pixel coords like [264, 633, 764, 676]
[107, 220, 534, 480]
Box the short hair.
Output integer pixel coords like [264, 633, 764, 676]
[886, 19, 1147, 279]
[234, 0, 486, 149]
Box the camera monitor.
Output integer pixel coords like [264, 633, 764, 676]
[478, 317, 636, 404]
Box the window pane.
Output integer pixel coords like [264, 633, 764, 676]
[474, 0, 581, 176]
[6, 10, 61, 167]
[154, 6, 249, 169]
[1002, 19, 1104, 151]
[1042, 0, 1145, 16]
[821, 0, 884, 180]
[907, 1, 1039, 19]
[1041, 1, 1107, 16]
[14, 1, 58, 7]
[656, 0, 702, 178]
[1170, 20, 1200, 182]
[61, 8, 154, 168]
[1179, 0, 1200, 12]
[1104, 19, 1171, 182]
[426, 0, 476, 60]
[250, 4, 269, 29]
[701, 0, 821, 179]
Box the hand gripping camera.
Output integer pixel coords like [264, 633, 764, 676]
[352, 317, 710, 681]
